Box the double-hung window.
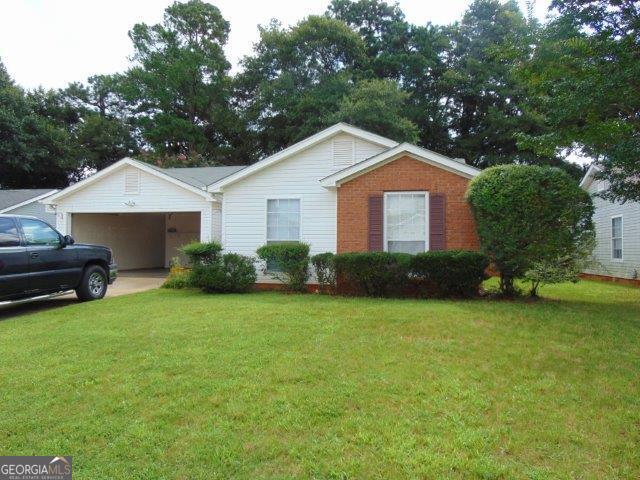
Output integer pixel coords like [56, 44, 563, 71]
[384, 192, 428, 254]
[611, 216, 623, 261]
[266, 198, 301, 271]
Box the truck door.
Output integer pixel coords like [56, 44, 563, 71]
[19, 218, 79, 293]
[0, 217, 29, 299]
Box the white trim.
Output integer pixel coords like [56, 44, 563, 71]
[320, 143, 480, 188]
[43, 158, 214, 204]
[0, 190, 58, 213]
[611, 214, 623, 262]
[383, 191, 429, 253]
[207, 123, 398, 193]
[579, 164, 602, 190]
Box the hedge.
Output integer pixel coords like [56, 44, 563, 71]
[410, 250, 489, 298]
[334, 252, 412, 297]
[180, 241, 222, 266]
[256, 242, 310, 292]
[190, 253, 257, 293]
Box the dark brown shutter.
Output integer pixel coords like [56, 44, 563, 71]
[368, 195, 383, 251]
[429, 193, 446, 251]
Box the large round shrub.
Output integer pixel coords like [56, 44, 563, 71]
[465, 165, 594, 295]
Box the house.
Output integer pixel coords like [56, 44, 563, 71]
[0, 189, 58, 224]
[580, 165, 640, 284]
[43, 123, 481, 280]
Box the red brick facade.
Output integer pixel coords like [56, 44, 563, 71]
[336, 155, 479, 253]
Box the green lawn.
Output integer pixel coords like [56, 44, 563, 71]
[1, 282, 639, 479]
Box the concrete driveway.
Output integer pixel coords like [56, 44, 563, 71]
[0, 269, 167, 320]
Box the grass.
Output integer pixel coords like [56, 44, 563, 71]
[0, 281, 639, 479]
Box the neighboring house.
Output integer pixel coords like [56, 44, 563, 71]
[580, 165, 640, 283]
[0, 189, 58, 224]
[44, 123, 481, 279]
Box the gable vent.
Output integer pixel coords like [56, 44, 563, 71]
[124, 169, 140, 195]
[333, 137, 355, 168]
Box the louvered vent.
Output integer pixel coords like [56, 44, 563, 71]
[124, 169, 140, 195]
[333, 138, 355, 168]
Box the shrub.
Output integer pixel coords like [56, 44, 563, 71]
[334, 252, 411, 297]
[180, 241, 222, 266]
[466, 165, 594, 296]
[311, 252, 336, 293]
[410, 250, 489, 298]
[190, 253, 257, 293]
[162, 270, 191, 289]
[256, 243, 310, 292]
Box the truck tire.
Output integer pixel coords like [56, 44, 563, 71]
[76, 265, 108, 301]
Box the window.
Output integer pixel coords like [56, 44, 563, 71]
[612, 216, 623, 260]
[0, 218, 20, 247]
[266, 198, 301, 271]
[267, 199, 300, 243]
[124, 169, 140, 194]
[384, 192, 427, 254]
[20, 218, 60, 247]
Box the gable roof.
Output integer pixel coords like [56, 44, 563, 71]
[44, 158, 223, 204]
[207, 123, 399, 193]
[0, 189, 58, 213]
[579, 163, 601, 190]
[319, 143, 480, 188]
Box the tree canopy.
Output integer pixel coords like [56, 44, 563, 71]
[2, 0, 636, 190]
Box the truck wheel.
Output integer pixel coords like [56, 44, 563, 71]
[76, 265, 108, 301]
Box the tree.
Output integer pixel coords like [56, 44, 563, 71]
[466, 165, 595, 296]
[520, 0, 640, 201]
[121, 0, 240, 164]
[332, 78, 418, 142]
[0, 60, 77, 188]
[235, 16, 367, 158]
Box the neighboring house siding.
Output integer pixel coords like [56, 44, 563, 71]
[6, 201, 56, 225]
[584, 181, 640, 279]
[336, 156, 479, 253]
[53, 166, 217, 241]
[221, 135, 387, 280]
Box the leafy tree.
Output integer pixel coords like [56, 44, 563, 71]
[466, 165, 595, 296]
[0, 61, 76, 188]
[441, 0, 564, 168]
[236, 16, 367, 157]
[519, 0, 640, 201]
[121, 0, 240, 164]
[332, 78, 418, 142]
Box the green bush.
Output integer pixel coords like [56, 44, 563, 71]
[311, 252, 336, 292]
[410, 250, 489, 298]
[256, 243, 310, 292]
[466, 165, 594, 296]
[190, 253, 257, 293]
[180, 241, 222, 266]
[334, 252, 412, 297]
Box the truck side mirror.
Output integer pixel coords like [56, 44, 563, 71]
[63, 235, 75, 246]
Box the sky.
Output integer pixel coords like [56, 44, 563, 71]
[1, 0, 553, 90]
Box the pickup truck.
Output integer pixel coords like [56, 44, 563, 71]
[0, 214, 117, 304]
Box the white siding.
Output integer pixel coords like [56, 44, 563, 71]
[53, 165, 217, 242]
[221, 134, 387, 281]
[6, 201, 56, 225]
[584, 181, 640, 279]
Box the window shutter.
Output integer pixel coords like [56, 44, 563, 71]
[333, 138, 355, 168]
[368, 195, 383, 251]
[429, 193, 446, 251]
[124, 169, 140, 195]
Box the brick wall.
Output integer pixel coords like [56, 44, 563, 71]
[336, 155, 480, 253]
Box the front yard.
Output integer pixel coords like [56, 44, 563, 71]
[1, 281, 638, 478]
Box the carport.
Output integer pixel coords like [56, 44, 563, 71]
[72, 212, 200, 270]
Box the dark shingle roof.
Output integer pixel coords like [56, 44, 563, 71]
[0, 189, 57, 211]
